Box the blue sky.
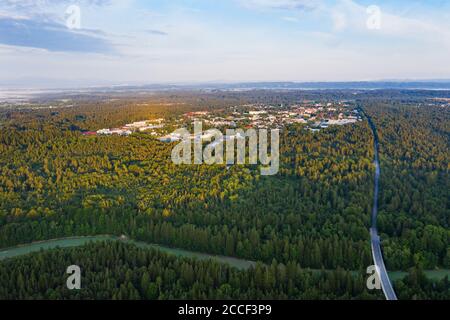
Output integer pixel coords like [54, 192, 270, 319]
[1, 0, 450, 87]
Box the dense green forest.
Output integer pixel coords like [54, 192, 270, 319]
[0, 101, 375, 270]
[0, 90, 448, 299]
[364, 103, 449, 270]
[0, 241, 446, 300]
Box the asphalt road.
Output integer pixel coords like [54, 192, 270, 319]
[366, 113, 398, 300]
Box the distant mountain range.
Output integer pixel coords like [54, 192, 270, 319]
[2, 81, 450, 103]
[3, 80, 450, 91]
[64, 81, 450, 91]
[187, 81, 450, 91]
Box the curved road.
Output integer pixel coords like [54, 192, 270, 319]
[364, 110, 398, 300]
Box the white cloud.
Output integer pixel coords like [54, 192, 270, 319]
[240, 0, 450, 46]
[239, 0, 320, 10]
[331, 10, 346, 31]
[2, 0, 450, 85]
[282, 16, 299, 23]
[328, 0, 450, 44]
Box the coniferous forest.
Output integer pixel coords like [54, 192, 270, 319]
[1, 241, 447, 300]
[0, 90, 448, 300]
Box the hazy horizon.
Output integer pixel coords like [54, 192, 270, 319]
[4, 78, 450, 90]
